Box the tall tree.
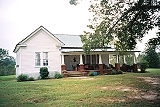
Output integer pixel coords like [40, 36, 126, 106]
[0, 48, 8, 66]
[0, 48, 15, 76]
[144, 45, 160, 68]
[148, 25, 160, 49]
[70, 0, 160, 54]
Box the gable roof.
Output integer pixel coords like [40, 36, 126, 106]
[13, 26, 140, 53]
[13, 26, 114, 53]
[13, 26, 65, 52]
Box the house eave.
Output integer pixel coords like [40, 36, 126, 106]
[60, 48, 141, 53]
[13, 44, 27, 53]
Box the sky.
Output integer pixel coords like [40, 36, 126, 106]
[0, 0, 158, 58]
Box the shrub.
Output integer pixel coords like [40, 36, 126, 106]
[54, 72, 62, 79]
[117, 70, 123, 74]
[28, 77, 35, 81]
[138, 60, 148, 73]
[88, 71, 97, 76]
[17, 74, 28, 82]
[110, 70, 116, 75]
[88, 71, 94, 76]
[40, 67, 49, 79]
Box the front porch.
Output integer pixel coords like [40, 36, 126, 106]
[61, 52, 138, 77]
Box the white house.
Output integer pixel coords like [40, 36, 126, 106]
[13, 26, 140, 79]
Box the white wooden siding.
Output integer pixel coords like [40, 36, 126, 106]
[19, 30, 61, 79]
[16, 49, 21, 77]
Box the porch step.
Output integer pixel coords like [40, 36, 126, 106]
[66, 71, 82, 77]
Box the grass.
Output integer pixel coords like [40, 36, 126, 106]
[0, 75, 15, 81]
[0, 68, 160, 107]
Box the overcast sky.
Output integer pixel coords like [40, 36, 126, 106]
[0, 0, 158, 57]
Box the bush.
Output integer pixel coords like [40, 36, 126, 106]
[110, 70, 116, 75]
[54, 72, 62, 79]
[28, 77, 35, 81]
[40, 67, 49, 79]
[117, 70, 123, 74]
[138, 60, 148, 73]
[88, 71, 94, 76]
[88, 71, 97, 76]
[17, 74, 28, 82]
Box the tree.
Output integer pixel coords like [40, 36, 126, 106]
[0, 48, 8, 66]
[70, 0, 160, 54]
[0, 48, 8, 60]
[148, 26, 160, 49]
[144, 45, 160, 68]
[0, 48, 16, 76]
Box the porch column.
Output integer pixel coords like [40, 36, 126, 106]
[122, 55, 127, 72]
[115, 54, 120, 71]
[80, 54, 83, 64]
[61, 55, 66, 71]
[133, 54, 137, 64]
[133, 54, 138, 72]
[98, 54, 103, 74]
[116, 54, 119, 63]
[79, 54, 84, 71]
[99, 54, 102, 64]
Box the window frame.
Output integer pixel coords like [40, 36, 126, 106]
[35, 52, 41, 67]
[34, 52, 49, 67]
[43, 52, 48, 66]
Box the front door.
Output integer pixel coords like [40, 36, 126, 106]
[64, 55, 80, 71]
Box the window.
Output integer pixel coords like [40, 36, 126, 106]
[35, 52, 41, 66]
[35, 52, 48, 66]
[43, 52, 48, 66]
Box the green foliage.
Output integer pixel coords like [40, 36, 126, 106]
[110, 70, 123, 75]
[0, 48, 8, 60]
[54, 72, 62, 79]
[40, 67, 49, 79]
[137, 45, 160, 69]
[148, 26, 160, 47]
[88, 71, 94, 76]
[28, 77, 35, 81]
[144, 45, 160, 68]
[69, 0, 78, 5]
[80, 0, 160, 54]
[138, 60, 148, 73]
[110, 70, 116, 75]
[117, 70, 123, 74]
[88, 71, 98, 76]
[17, 74, 29, 82]
[0, 48, 16, 76]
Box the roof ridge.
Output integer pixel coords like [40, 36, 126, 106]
[53, 34, 80, 36]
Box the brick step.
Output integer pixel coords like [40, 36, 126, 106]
[66, 71, 82, 77]
[68, 74, 82, 77]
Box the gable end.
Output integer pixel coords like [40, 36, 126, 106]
[13, 26, 65, 53]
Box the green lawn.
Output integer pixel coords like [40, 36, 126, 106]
[0, 69, 160, 107]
